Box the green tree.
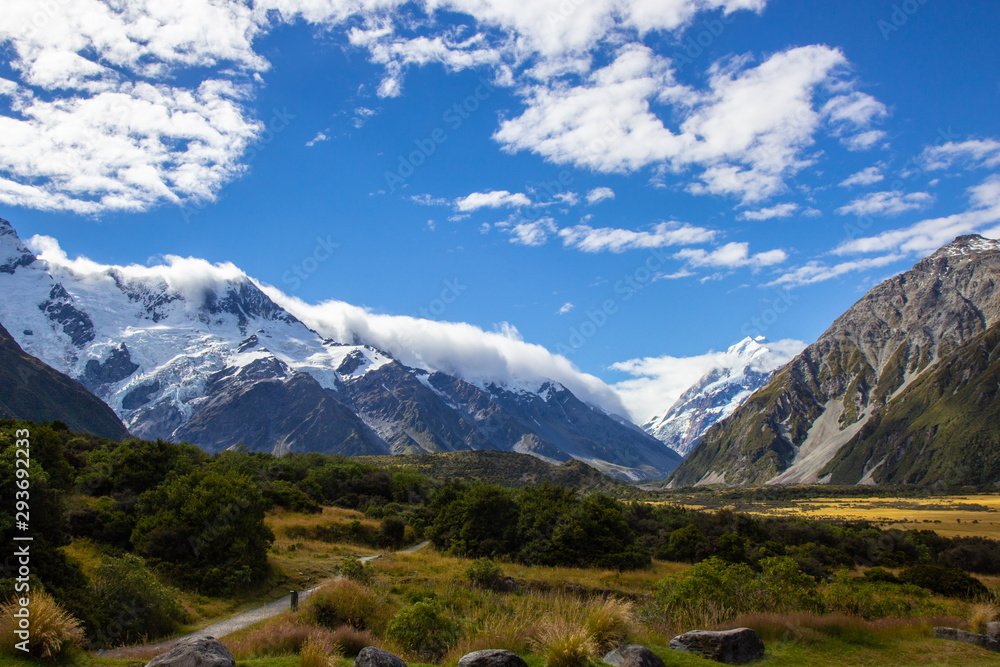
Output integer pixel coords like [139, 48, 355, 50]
[131, 469, 274, 594]
[91, 554, 185, 646]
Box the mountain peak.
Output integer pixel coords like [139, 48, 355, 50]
[932, 234, 1000, 259]
[0, 218, 35, 274]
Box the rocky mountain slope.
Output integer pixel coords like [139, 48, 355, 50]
[643, 337, 777, 457]
[669, 235, 1000, 487]
[0, 321, 129, 440]
[0, 218, 679, 479]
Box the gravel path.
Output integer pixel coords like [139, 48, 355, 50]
[95, 540, 430, 659]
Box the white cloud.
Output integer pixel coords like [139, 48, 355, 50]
[585, 187, 615, 205]
[454, 190, 532, 211]
[840, 165, 885, 187]
[557, 302, 574, 315]
[822, 91, 888, 150]
[26, 234, 248, 307]
[260, 284, 631, 416]
[836, 190, 933, 217]
[306, 131, 329, 146]
[766, 254, 906, 287]
[675, 242, 787, 269]
[496, 44, 856, 203]
[611, 337, 804, 422]
[740, 203, 798, 220]
[921, 138, 1000, 171]
[834, 175, 1000, 256]
[411, 193, 450, 206]
[558, 221, 715, 253]
[505, 218, 558, 246]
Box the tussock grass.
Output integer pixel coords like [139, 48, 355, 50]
[303, 579, 392, 634]
[968, 602, 999, 634]
[300, 637, 341, 667]
[223, 614, 340, 659]
[530, 621, 596, 667]
[585, 598, 635, 652]
[0, 592, 85, 660]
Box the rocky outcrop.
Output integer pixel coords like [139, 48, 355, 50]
[933, 626, 1000, 652]
[355, 646, 408, 667]
[145, 636, 235, 667]
[458, 649, 529, 667]
[669, 628, 765, 664]
[603, 644, 666, 667]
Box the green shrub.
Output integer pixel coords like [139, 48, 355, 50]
[466, 558, 505, 590]
[387, 600, 461, 662]
[92, 553, 185, 646]
[898, 564, 989, 599]
[862, 567, 900, 584]
[340, 558, 374, 585]
[823, 572, 945, 620]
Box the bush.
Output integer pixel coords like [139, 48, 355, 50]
[0, 591, 85, 660]
[131, 469, 274, 594]
[531, 621, 596, 667]
[585, 598, 633, 652]
[862, 567, 900, 584]
[340, 558, 374, 586]
[91, 553, 185, 646]
[822, 573, 946, 620]
[305, 580, 387, 633]
[898, 564, 990, 599]
[387, 600, 461, 662]
[466, 558, 505, 591]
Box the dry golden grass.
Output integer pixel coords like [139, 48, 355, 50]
[300, 636, 341, 667]
[671, 494, 1000, 540]
[0, 591, 85, 660]
[968, 603, 999, 634]
[530, 621, 596, 667]
[584, 598, 635, 652]
[222, 612, 342, 659]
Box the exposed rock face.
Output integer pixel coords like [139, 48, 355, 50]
[669, 628, 765, 664]
[933, 626, 1000, 652]
[355, 646, 408, 667]
[145, 636, 235, 667]
[603, 644, 666, 667]
[458, 649, 529, 667]
[0, 321, 129, 440]
[671, 235, 1000, 487]
[83, 343, 140, 392]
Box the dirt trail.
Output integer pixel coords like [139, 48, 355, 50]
[95, 540, 430, 659]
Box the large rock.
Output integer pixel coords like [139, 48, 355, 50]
[355, 646, 408, 667]
[603, 644, 666, 667]
[986, 622, 1000, 640]
[669, 628, 764, 664]
[458, 649, 529, 667]
[145, 636, 235, 667]
[933, 627, 1000, 652]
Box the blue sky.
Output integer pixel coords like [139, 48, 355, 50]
[2, 0, 999, 421]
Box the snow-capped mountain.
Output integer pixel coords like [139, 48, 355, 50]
[0, 218, 680, 479]
[642, 337, 782, 457]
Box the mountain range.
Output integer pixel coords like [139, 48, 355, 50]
[670, 234, 1000, 487]
[0, 217, 679, 480]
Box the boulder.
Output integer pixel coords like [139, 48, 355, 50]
[603, 644, 666, 667]
[355, 646, 408, 667]
[669, 628, 764, 665]
[933, 627, 1000, 652]
[458, 649, 529, 667]
[986, 622, 1000, 641]
[145, 636, 235, 667]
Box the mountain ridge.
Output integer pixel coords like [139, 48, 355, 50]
[669, 234, 1000, 487]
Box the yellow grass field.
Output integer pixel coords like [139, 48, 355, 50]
[672, 494, 1000, 539]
